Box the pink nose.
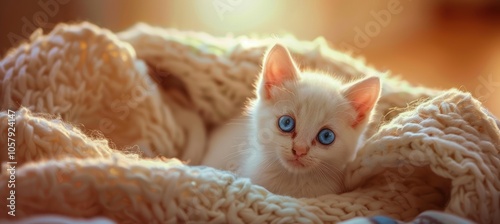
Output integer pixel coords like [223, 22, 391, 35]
[292, 147, 309, 156]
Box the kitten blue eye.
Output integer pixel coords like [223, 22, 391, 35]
[317, 128, 335, 145]
[278, 115, 295, 132]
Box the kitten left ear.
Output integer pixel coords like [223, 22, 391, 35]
[342, 76, 381, 128]
[259, 44, 300, 100]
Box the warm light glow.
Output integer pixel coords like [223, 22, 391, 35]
[167, 0, 286, 34]
[194, 0, 280, 33]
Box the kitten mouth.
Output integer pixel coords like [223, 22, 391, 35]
[279, 156, 312, 173]
[287, 159, 305, 167]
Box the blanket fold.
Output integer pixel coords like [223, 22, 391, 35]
[0, 22, 498, 223]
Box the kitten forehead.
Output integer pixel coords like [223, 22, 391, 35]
[275, 72, 356, 134]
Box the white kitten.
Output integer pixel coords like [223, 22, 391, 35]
[203, 44, 381, 198]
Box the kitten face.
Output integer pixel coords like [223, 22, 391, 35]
[251, 44, 380, 176]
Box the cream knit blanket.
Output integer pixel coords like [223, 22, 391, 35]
[0, 22, 499, 224]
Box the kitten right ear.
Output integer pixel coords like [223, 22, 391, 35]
[342, 76, 381, 128]
[259, 44, 299, 100]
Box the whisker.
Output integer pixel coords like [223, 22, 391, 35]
[318, 162, 346, 192]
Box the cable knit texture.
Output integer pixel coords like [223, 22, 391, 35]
[0, 22, 498, 224]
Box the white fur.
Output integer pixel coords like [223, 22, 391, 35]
[204, 44, 380, 198]
[202, 116, 249, 171]
[240, 73, 372, 197]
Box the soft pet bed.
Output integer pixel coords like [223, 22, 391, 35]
[0, 22, 499, 223]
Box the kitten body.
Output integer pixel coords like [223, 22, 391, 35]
[204, 44, 381, 198]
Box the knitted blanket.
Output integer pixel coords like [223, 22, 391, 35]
[0, 22, 499, 224]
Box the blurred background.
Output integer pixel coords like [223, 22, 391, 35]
[1, 0, 500, 116]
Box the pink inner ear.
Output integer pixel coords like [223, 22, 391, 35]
[261, 44, 298, 100]
[344, 77, 381, 128]
[266, 66, 289, 86]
